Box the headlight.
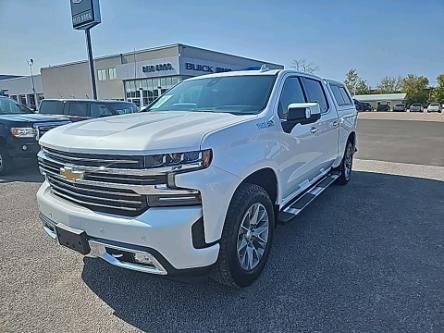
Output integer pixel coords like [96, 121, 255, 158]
[143, 149, 212, 170]
[10, 127, 36, 138]
[143, 149, 212, 207]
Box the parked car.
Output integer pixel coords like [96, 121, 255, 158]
[376, 102, 390, 112]
[0, 96, 70, 175]
[393, 103, 406, 112]
[427, 102, 442, 113]
[409, 103, 423, 112]
[36, 69, 357, 287]
[353, 99, 372, 112]
[38, 99, 139, 121]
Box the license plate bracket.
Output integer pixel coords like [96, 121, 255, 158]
[55, 224, 91, 255]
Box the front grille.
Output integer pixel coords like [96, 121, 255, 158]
[41, 148, 166, 185]
[35, 122, 70, 141]
[38, 148, 156, 216]
[43, 147, 144, 169]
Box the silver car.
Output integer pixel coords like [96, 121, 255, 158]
[409, 103, 423, 112]
[427, 103, 442, 113]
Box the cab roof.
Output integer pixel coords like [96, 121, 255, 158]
[186, 68, 326, 82]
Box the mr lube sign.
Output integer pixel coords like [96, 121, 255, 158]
[70, 0, 101, 30]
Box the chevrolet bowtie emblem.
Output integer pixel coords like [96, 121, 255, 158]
[60, 166, 84, 181]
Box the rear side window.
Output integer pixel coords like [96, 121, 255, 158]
[110, 103, 138, 115]
[90, 103, 114, 118]
[39, 100, 65, 115]
[66, 102, 88, 117]
[301, 78, 329, 112]
[339, 87, 352, 105]
[278, 77, 306, 119]
[331, 85, 352, 106]
[330, 85, 346, 105]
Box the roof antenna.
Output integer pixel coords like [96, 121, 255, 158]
[260, 64, 270, 72]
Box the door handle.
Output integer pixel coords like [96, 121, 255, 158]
[310, 127, 318, 134]
[331, 121, 339, 127]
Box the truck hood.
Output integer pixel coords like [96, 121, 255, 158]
[40, 111, 255, 154]
[0, 113, 70, 123]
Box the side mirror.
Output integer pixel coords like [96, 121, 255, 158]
[282, 103, 321, 133]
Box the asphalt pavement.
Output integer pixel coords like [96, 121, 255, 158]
[1, 116, 443, 333]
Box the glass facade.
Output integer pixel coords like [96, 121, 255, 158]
[124, 76, 187, 107]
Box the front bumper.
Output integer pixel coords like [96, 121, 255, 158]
[6, 136, 40, 159]
[37, 181, 220, 275]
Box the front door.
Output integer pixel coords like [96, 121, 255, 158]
[277, 76, 321, 202]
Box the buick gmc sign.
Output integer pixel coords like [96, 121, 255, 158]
[142, 63, 174, 73]
[185, 63, 232, 73]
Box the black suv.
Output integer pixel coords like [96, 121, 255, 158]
[38, 99, 139, 120]
[0, 96, 70, 175]
[376, 102, 390, 112]
[353, 99, 372, 112]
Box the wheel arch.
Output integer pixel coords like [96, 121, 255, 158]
[238, 167, 279, 208]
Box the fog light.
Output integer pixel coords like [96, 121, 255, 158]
[22, 145, 28, 151]
[134, 252, 155, 265]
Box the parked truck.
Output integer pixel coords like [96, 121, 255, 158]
[36, 68, 358, 287]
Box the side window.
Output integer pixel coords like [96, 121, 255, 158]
[330, 85, 346, 105]
[110, 103, 136, 115]
[301, 78, 329, 112]
[278, 77, 306, 119]
[67, 102, 88, 117]
[90, 103, 113, 117]
[339, 87, 352, 105]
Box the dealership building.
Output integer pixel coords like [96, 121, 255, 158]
[0, 43, 283, 109]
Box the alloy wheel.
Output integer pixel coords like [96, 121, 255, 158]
[236, 202, 270, 271]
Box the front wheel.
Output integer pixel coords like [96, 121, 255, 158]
[0, 147, 12, 176]
[212, 183, 275, 287]
[336, 140, 354, 185]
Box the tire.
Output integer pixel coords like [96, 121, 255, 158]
[212, 183, 275, 287]
[336, 140, 354, 185]
[0, 147, 12, 176]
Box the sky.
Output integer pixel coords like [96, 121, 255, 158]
[1, 0, 443, 86]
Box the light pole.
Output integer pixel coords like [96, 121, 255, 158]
[27, 59, 38, 110]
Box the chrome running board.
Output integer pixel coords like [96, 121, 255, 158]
[278, 172, 340, 223]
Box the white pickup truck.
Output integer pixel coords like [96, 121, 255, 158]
[37, 68, 357, 287]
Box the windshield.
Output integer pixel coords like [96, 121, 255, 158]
[0, 97, 33, 114]
[147, 75, 276, 114]
[430, 103, 439, 106]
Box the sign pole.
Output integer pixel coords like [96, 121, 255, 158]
[85, 28, 97, 100]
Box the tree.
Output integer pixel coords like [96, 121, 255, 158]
[376, 76, 402, 93]
[401, 74, 429, 105]
[430, 74, 444, 103]
[291, 59, 318, 74]
[344, 69, 369, 95]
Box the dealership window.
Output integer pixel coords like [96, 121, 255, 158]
[108, 68, 117, 80]
[27, 94, 36, 109]
[124, 76, 185, 106]
[10, 95, 17, 101]
[19, 95, 27, 105]
[97, 69, 107, 81]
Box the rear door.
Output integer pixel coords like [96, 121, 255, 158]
[328, 82, 356, 161]
[300, 77, 339, 174]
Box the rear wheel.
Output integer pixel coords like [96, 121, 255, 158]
[212, 183, 275, 287]
[336, 140, 354, 185]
